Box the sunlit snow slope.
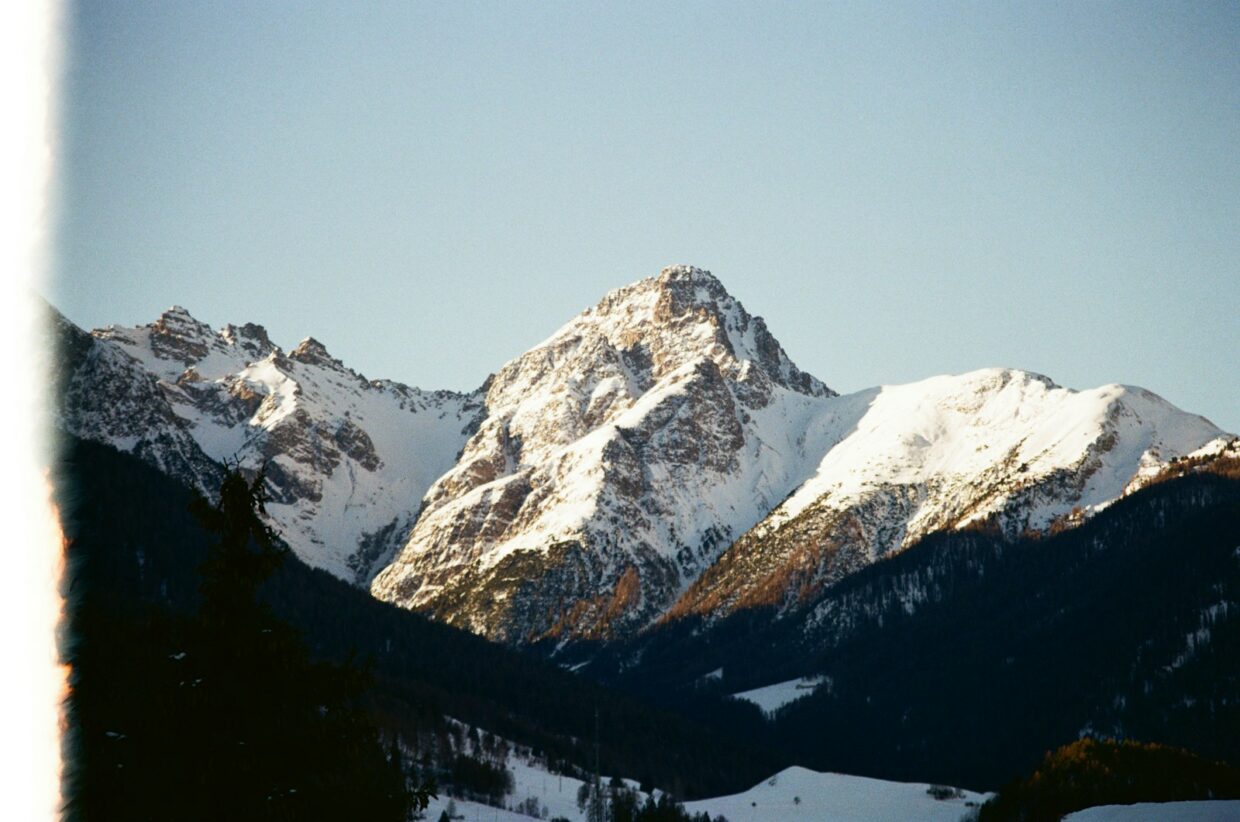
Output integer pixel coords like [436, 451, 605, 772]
[668, 368, 1230, 620]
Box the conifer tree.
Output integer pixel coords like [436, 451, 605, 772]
[66, 466, 433, 821]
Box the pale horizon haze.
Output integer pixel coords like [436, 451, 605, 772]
[49, 1, 1240, 433]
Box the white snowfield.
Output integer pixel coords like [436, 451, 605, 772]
[731, 676, 828, 716]
[420, 738, 989, 822]
[755, 369, 1226, 540]
[683, 766, 989, 822]
[1063, 801, 1240, 821]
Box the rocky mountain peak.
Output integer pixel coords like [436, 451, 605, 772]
[156, 304, 206, 327]
[370, 266, 843, 640]
[221, 322, 278, 360]
[289, 336, 341, 368]
[651, 264, 729, 310]
[108, 305, 215, 368]
[57, 307, 485, 583]
[515, 265, 832, 403]
[654, 262, 725, 291]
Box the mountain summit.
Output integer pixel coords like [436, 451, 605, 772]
[370, 265, 837, 640]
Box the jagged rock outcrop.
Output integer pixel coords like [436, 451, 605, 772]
[370, 265, 838, 641]
[52, 308, 223, 495]
[54, 303, 484, 581]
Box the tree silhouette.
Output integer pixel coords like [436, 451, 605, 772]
[65, 466, 432, 821]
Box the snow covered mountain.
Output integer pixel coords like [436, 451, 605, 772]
[370, 265, 836, 641]
[664, 368, 1230, 622]
[53, 303, 483, 581]
[52, 265, 1234, 643]
[52, 307, 223, 493]
[368, 266, 1230, 642]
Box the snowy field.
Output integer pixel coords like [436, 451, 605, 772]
[421, 747, 989, 822]
[422, 745, 627, 822]
[415, 783, 1240, 822]
[730, 676, 826, 715]
[682, 766, 988, 822]
[420, 795, 543, 822]
[1063, 801, 1240, 821]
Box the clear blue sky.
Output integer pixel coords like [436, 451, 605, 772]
[51, 1, 1240, 432]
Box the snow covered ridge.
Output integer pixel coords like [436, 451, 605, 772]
[50, 266, 1235, 642]
[665, 369, 1232, 622]
[369, 266, 1229, 641]
[53, 302, 485, 581]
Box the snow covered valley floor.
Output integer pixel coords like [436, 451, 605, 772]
[422, 745, 1240, 821]
[424, 745, 991, 822]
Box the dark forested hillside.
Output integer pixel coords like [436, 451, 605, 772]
[63, 465, 424, 821]
[58, 433, 1240, 800]
[977, 738, 1240, 821]
[582, 471, 1240, 791]
[55, 437, 786, 801]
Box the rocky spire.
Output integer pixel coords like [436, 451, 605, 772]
[289, 336, 341, 368]
[222, 322, 279, 360]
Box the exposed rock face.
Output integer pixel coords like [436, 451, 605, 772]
[55, 303, 484, 582]
[52, 308, 223, 495]
[370, 265, 837, 642]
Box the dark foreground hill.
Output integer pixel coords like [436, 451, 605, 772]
[55, 436, 785, 800]
[56, 433, 1240, 798]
